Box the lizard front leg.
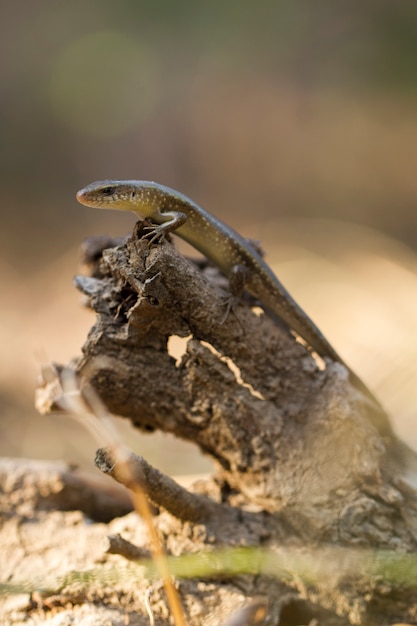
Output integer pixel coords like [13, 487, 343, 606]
[142, 210, 188, 244]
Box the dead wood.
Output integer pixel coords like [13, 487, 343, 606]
[32, 222, 417, 625]
[0, 457, 132, 522]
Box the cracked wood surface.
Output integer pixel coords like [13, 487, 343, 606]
[30, 223, 417, 625]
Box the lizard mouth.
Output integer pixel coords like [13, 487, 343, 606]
[76, 182, 119, 207]
[75, 189, 92, 206]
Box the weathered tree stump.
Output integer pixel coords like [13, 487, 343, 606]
[34, 222, 417, 625]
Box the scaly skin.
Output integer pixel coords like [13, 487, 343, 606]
[76, 180, 390, 431]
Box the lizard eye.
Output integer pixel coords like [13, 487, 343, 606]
[101, 186, 115, 196]
[131, 191, 136, 199]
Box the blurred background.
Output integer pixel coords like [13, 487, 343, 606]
[1, 1, 417, 474]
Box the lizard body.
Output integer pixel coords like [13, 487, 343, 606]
[76, 180, 389, 426]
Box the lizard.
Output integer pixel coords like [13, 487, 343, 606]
[76, 180, 392, 434]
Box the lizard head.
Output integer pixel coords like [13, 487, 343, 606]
[76, 180, 147, 211]
[77, 180, 192, 224]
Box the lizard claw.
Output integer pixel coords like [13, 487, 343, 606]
[219, 294, 245, 331]
[142, 224, 167, 245]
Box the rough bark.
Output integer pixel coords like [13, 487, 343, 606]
[29, 222, 417, 625]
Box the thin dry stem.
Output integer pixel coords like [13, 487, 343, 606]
[52, 366, 188, 626]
